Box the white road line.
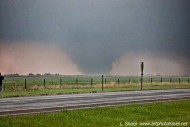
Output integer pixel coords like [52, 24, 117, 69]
[0, 89, 189, 116]
[0, 94, 190, 112]
[0, 93, 189, 108]
[0, 89, 189, 103]
[0, 96, 189, 114]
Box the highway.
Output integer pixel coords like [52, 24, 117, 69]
[0, 89, 190, 116]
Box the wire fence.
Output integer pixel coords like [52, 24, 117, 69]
[2, 75, 190, 92]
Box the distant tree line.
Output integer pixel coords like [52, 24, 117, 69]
[4, 73, 61, 77]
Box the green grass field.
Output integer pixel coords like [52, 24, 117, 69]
[1, 75, 190, 98]
[0, 100, 189, 127]
[3, 75, 190, 87]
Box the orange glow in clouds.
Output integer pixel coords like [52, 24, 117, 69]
[0, 42, 82, 75]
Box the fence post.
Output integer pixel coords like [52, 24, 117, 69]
[118, 79, 120, 85]
[141, 62, 144, 90]
[76, 78, 78, 89]
[161, 78, 163, 84]
[60, 79, 62, 86]
[4, 80, 6, 91]
[102, 75, 104, 91]
[179, 78, 181, 84]
[24, 79, 27, 89]
[129, 78, 131, 84]
[188, 78, 189, 83]
[76, 79, 78, 84]
[91, 78, 93, 88]
[150, 78, 152, 84]
[170, 78, 172, 83]
[44, 79, 46, 88]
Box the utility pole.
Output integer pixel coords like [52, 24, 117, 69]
[141, 62, 144, 90]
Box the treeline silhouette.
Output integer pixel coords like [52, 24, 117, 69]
[4, 73, 61, 77]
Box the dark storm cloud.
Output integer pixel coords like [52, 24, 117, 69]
[0, 0, 190, 74]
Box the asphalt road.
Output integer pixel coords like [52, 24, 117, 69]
[0, 89, 190, 116]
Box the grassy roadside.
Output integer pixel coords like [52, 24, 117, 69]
[0, 100, 189, 127]
[0, 84, 190, 98]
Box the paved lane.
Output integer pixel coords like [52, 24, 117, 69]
[0, 89, 190, 116]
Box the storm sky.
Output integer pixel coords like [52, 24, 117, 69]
[0, 0, 190, 75]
